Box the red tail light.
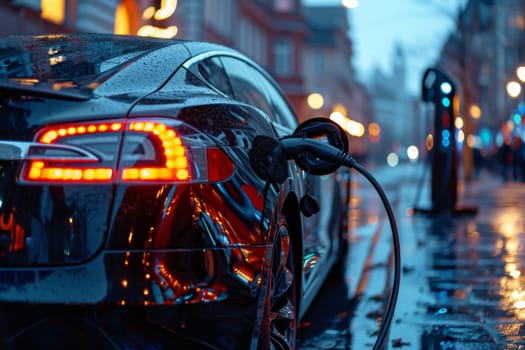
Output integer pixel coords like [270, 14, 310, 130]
[25, 121, 122, 182]
[121, 121, 190, 182]
[20, 118, 235, 184]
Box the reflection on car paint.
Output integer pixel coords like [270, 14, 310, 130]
[0, 34, 346, 349]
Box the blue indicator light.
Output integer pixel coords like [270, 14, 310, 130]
[442, 139, 450, 148]
[442, 129, 450, 139]
[436, 307, 448, 315]
[441, 97, 450, 107]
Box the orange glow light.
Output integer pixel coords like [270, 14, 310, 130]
[122, 121, 190, 181]
[26, 121, 124, 183]
[40, 122, 122, 144]
[114, 3, 131, 35]
[30, 166, 113, 181]
[368, 122, 380, 137]
[41, 0, 65, 25]
[27, 120, 193, 183]
[426, 133, 434, 151]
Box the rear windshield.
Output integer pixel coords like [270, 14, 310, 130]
[0, 34, 174, 83]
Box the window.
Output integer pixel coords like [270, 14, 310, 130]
[41, 0, 65, 24]
[192, 57, 233, 97]
[274, 37, 293, 77]
[114, 3, 130, 35]
[511, 14, 525, 31]
[221, 56, 297, 131]
[504, 47, 520, 73]
[313, 52, 325, 72]
[238, 17, 267, 66]
[254, 72, 297, 130]
[506, 13, 525, 36]
[479, 3, 492, 31]
[189, 55, 297, 131]
[114, 0, 140, 35]
[205, 0, 233, 38]
[220, 57, 273, 120]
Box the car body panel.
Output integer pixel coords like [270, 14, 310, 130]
[175, 45, 343, 315]
[0, 34, 346, 349]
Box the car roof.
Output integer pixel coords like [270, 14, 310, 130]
[0, 34, 270, 100]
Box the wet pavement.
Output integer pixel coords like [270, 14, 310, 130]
[297, 162, 525, 349]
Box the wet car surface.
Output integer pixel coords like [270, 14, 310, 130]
[0, 33, 348, 349]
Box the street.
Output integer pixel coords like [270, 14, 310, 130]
[297, 161, 525, 349]
[0, 1, 524, 349]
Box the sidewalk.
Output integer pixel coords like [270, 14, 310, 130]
[348, 163, 525, 349]
[345, 162, 422, 299]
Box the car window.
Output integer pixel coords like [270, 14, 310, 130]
[0, 34, 170, 81]
[253, 71, 298, 130]
[219, 56, 274, 122]
[220, 56, 296, 131]
[193, 56, 234, 96]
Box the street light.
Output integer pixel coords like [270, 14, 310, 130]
[505, 67, 525, 136]
[506, 81, 521, 99]
[307, 93, 324, 110]
[506, 65, 525, 99]
[517, 65, 525, 83]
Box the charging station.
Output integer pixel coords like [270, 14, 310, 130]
[415, 67, 478, 215]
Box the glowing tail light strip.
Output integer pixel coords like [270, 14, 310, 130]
[22, 119, 233, 184]
[27, 161, 113, 181]
[122, 121, 189, 181]
[38, 122, 123, 144]
[26, 122, 123, 182]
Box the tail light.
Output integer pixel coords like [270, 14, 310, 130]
[20, 118, 235, 184]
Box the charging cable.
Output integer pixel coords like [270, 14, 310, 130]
[278, 137, 401, 350]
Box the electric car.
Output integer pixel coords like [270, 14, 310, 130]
[0, 33, 349, 349]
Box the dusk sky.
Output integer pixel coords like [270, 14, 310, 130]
[303, 0, 467, 94]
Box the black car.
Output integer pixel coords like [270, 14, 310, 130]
[0, 33, 348, 349]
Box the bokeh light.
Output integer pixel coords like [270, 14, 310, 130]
[387, 152, 399, 167]
[507, 81, 521, 98]
[470, 104, 481, 119]
[455, 116, 464, 129]
[457, 129, 465, 143]
[330, 112, 365, 137]
[426, 133, 434, 151]
[440, 82, 452, 94]
[307, 93, 324, 110]
[406, 145, 419, 161]
[517, 66, 525, 82]
[342, 0, 359, 8]
[368, 122, 380, 143]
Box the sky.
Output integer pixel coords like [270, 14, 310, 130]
[303, 0, 467, 95]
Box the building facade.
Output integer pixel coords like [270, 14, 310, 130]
[439, 0, 525, 144]
[301, 5, 370, 157]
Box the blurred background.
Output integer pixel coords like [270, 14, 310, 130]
[1, 0, 524, 180]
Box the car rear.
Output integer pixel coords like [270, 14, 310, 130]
[0, 34, 276, 349]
